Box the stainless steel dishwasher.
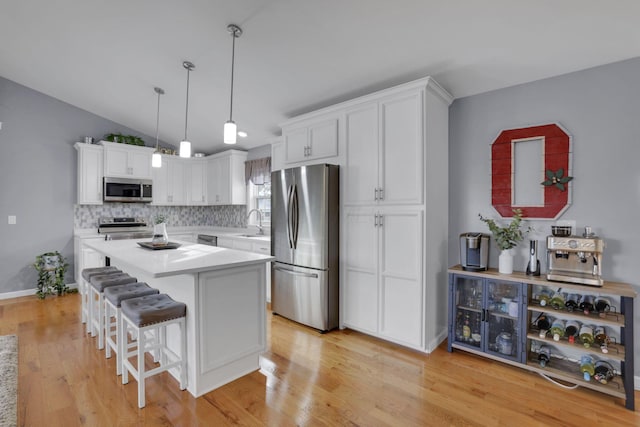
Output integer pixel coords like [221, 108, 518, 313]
[197, 234, 218, 246]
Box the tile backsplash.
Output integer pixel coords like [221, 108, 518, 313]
[74, 204, 247, 229]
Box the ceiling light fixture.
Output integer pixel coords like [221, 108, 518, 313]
[237, 131, 248, 138]
[224, 24, 242, 145]
[180, 61, 195, 157]
[152, 86, 165, 168]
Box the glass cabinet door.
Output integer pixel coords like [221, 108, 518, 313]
[484, 279, 524, 362]
[451, 275, 484, 349]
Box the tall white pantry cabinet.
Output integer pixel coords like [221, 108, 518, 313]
[277, 77, 452, 353]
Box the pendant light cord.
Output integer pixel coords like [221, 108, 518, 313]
[229, 30, 236, 122]
[155, 90, 161, 150]
[184, 66, 191, 141]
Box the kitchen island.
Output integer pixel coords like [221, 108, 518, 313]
[84, 239, 274, 397]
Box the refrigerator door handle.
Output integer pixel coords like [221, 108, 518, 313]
[291, 184, 299, 249]
[286, 185, 293, 249]
[274, 265, 319, 279]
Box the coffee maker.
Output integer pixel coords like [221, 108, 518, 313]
[546, 227, 604, 287]
[460, 233, 490, 271]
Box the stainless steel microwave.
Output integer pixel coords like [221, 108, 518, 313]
[103, 177, 152, 203]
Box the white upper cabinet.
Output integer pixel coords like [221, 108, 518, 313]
[270, 139, 285, 172]
[344, 103, 378, 205]
[379, 91, 423, 205]
[281, 115, 340, 166]
[152, 155, 187, 205]
[207, 150, 247, 205]
[101, 141, 154, 179]
[344, 90, 423, 206]
[188, 159, 207, 205]
[75, 142, 103, 205]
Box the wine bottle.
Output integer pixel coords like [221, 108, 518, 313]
[565, 293, 580, 312]
[536, 313, 551, 338]
[594, 360, 614, 384]
[549, 291, 566, 310]
[538, 345, 551, 367]
[579, 324, 595, 348]
[580, 355, 595, 381]
[594, 297, 611, 315]
[462, 312, 471, 341]
[579, 294, 595, 315]
[564, 319, 581, 344]
[550, 318, 565, 341]
[594, 326, 609, 353]
[538, 289, 552, 307]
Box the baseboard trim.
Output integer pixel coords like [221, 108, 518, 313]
[426, 328, 448, 353]
[0, 283, 78, 300]
[636, 375, 640, 391]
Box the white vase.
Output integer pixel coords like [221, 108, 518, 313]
[498, 249, 514, 274]
[152, 222, 169, 246]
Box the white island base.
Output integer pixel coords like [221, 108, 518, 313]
[84, 239, 273, 397]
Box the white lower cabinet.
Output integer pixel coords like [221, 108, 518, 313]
[216, 237, 272, 303]
[74, 236, 106, 283]
[343, 208, 424, 349]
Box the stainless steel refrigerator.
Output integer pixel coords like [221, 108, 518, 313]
[271, 164, 339, 332]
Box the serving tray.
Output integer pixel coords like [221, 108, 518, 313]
[137, 241, 181, 250]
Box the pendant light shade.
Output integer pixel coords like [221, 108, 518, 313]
[180, 61, 195, 157]
[224, 120, 236, 144]
[224, 24, 242, 144]
[152, 87, 165, 168]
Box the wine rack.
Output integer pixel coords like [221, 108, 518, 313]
[448, 265, 635, 411]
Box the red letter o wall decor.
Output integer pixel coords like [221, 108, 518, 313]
[491, 123, 571, 219]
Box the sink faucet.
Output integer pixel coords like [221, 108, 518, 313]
[247, 209, 264, 235]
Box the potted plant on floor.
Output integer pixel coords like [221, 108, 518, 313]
[34, 251, 70, 298]
[479, 209, 531, 274]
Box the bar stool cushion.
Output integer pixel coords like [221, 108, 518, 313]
[81, 266, 121, 281]
[90, 273, 137, 292]
[121, 294, 186, 327]
[104, 282, 159, 307]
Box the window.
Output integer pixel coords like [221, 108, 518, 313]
[247, 181, 271, 225]
[245, 156, 271, 226]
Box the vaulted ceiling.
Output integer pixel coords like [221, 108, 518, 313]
[2, 1, 639, 154]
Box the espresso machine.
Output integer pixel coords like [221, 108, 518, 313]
[546, 227, 604, 287]
[460, 233, 490, 271]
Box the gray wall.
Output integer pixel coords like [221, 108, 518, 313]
[449, 57, 640, 377]
[0, 76, 163, 294]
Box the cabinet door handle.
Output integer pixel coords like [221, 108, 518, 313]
[378, 214, 383, 227]
[374, 214, 378, 227]
[379, 188, 384, 200]
[374, 188, 379, 201]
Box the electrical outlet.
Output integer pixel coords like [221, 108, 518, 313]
[8, 215, 16, 225]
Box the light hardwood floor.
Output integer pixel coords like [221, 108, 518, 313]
[1, 293, 638, 426]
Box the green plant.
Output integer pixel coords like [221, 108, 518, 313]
[103, 133, 145, 146]
[479, 209, 531, 251]
[34, 251, 71, 299]
[154, 214, 167, 224]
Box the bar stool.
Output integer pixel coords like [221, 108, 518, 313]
[104, 282, 159, 375]
[121, 293, 187, 408]
[80, 266, 121, 331]
[89, 273, 137, 350]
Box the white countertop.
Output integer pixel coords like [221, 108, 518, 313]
[74, 226, 270, 243]
[84, 239, 274, 278]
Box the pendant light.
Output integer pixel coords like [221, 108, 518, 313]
[224, 24, 242, 144]
[180, 61, 195, 157]
[152, 87, 165, 168]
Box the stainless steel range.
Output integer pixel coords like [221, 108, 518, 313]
[98, 217, 153, 240]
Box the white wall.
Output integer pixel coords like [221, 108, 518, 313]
[449, 57, 640, 376]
